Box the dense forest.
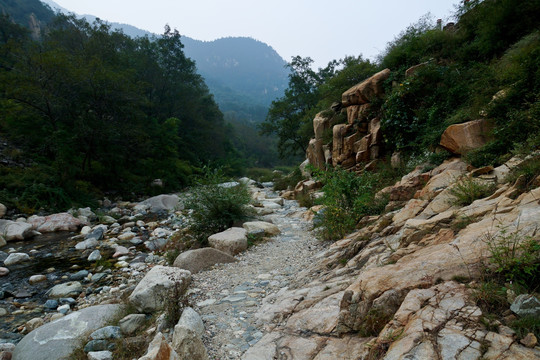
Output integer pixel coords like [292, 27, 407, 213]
[0, 11, 246, 212]
[263, 0, 540, 165]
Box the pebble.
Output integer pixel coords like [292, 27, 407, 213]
[88, 250, 102, 262]
[57, 304, 70, 314]
[0, 267, 9, 277]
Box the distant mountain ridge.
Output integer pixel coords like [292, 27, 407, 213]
[38, 0, 289, 117]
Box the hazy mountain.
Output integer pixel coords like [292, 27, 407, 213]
[38, 0, 289, 121]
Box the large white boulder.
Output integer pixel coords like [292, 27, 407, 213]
[243, 221, 280, 236]
[129, 265, 191, 313]
[0, 220, 35, 241]
[208, 227, 247, 256]
[28, 213, 81, 233]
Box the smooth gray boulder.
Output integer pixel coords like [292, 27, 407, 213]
[173, 248, 237, 274]
[12, 304, 124, 360]
[118, 314, 147, 335]
[171, 307, 208, 359]
[135, 194, 181, 213]
[176, 307, 204, 337]
[242, 221, 280, 236]
[46, 282, 83, 298]
[208, 227, 247, 256]
[129, 265, 191, 313]
[4, 253, 30, 266]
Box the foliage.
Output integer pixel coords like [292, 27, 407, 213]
[511, 315, 540, 339]
[0, 14, 246, 212]
[448, 177, 496, 206]
[505, 155, 540, 193]
[483, 228, 540, 289]
[312, 165, 395, 241]
[273, 167, 304, 191]
[185, 168, 251, 244]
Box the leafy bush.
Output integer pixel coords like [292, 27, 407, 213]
[185, 168, 251, 244]
[448, 177, 496, 206]
[313, 166, 392, 241]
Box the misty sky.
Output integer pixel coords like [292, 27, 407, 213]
[50, 0, 461, 69]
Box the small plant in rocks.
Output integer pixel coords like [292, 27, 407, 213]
[185, 167, 251, 245]
[448, 177, 496, 206]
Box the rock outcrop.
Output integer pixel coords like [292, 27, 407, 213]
[243, 155, 540, 359]
[305, 69, 390, 173]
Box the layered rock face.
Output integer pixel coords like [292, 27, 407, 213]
[245, 155, 540, 359]
[306, 69, 391, 173]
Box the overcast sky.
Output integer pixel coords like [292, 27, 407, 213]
[49, 0, 461, 69]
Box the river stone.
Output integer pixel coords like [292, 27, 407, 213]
[57, 304, 70, 314]
[25, 318, 44, 332]
[510, 294, 540, 318]
[0, 203, 6, 218]
[28, 213, 81, 233]
[89, 326, 121, 340]
[0, 251, 7, 262]
[28, 275, 47, 285]
[118, 314, 147, 335]
[0, 220, 35, 241]
[88, 250, 102, 262]
[176, 307, 204, 337]
[0, 236, 5, 247]
[84, 340, 110, 353]
[172, 326, 208, 360]
[47, 282, 83, 298]
[88, 351, 112, 360]
[12, 304, 124, 360]
[173, 248, 237, 274]
[0, 267, 9, 276]
[136, 194, 181, 213]
[242, 221, 280, 236]
[75, 238, 98, 250]
[69, 270, 89, 281]
[208, 227, 247, 256]
[4, 253, 30, 266]
[44, 300, 58, 310]
[86, 227, 105, 241]
[113, 246, 129, 258]
[128, 265, 191, 313]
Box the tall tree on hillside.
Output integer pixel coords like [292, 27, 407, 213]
[260, 56, 332, 158]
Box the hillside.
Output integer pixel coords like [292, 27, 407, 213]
[40, 0, 289, 122]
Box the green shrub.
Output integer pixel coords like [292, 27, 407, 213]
[185, 168, 251, 244]
[484, 228, 540, 289]
[505, 156, 540, 193]
[448, 177, 496, 206]
[313, 166, 392, 241]
[511, 315, 540, 339]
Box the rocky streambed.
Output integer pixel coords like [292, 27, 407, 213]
[0, 194, 188, 346]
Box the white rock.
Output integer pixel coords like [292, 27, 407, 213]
[88, 250, 102, 262]
[243, 221, 280, 236]
[128, 265, 191, 313]
[88, 351, 113, 360]
[208, 227, 247, 256]
[0, 220, 35, 241]
[4, 252, 30, 266]
[29, 275, 47, 285]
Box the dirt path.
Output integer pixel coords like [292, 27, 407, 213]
[187, 187, 323, 359]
